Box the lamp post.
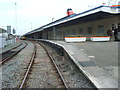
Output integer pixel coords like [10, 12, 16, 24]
[15, 2, 17, 35]
[52, 18, 54, 22]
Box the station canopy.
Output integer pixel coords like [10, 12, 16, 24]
[24, 5, 120, 35]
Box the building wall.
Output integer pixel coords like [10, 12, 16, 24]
[28, 15, 119, 41]
[50, 15, 119, 40]
[48, 30, 53, 39]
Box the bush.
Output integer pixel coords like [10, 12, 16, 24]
[67, 35, 85, 37]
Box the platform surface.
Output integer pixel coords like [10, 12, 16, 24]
[45, 40, 119, 89]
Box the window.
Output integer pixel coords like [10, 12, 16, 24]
[70, 30, 73, 35]
[118, 23, 120, 28]
[87, 27, 92, 34]
[112, 24, 115, 30]
[72, 30, 75, 34]
[98, 26, 104, 34]
[118, 23, 120, 32]
[67, 30, 70, 34]
[57, 30, 60, 34]
[79, 28, 83, 34]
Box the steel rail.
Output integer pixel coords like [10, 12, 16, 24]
[1, 41, 23, 61]
[1, 41, 28, 64]
[37, 41, 69, 89]
[0, 40, 22, 55]
[19, 41, 36, 89]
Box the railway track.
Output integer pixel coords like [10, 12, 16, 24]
[37, 40, 97, 89]
[0, 41, 28, 64]
[19, 41, 68, 89]
[2, 40, 97, 89]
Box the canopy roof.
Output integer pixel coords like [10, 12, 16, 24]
[24, 5, 120, 35]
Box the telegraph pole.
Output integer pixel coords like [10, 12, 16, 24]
[15, 2, 17, 34]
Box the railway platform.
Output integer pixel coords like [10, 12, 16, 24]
[41, 39, 119, 89]
[1, 39, 119, 89]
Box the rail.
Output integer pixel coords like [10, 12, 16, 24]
[1, 41, 28, 64]
[0, 41, 22, 55]
[20, 41, 69, 89]
[37, 41, 69, 89]
[19, 41, 36, 88]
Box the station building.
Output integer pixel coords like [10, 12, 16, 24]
[24, 5, 120, 41]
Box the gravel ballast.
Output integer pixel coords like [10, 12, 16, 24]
[25, 43, 64, 88]
[2, 41, 34, 88]
[39, 41, 96, 88]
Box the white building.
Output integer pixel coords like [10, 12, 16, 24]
[0, 28, 18, 48]
[0, 28, 8, 48]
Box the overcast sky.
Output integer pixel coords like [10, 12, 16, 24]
[0, 0, 119, 35]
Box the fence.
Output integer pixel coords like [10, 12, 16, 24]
[0, 37, 17, 48]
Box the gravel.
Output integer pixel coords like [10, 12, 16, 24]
[1, 40, 96, 89]
[25, 43, 64, 88]
[2, 41, 34, 88]
[40, 41, 96, 88]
